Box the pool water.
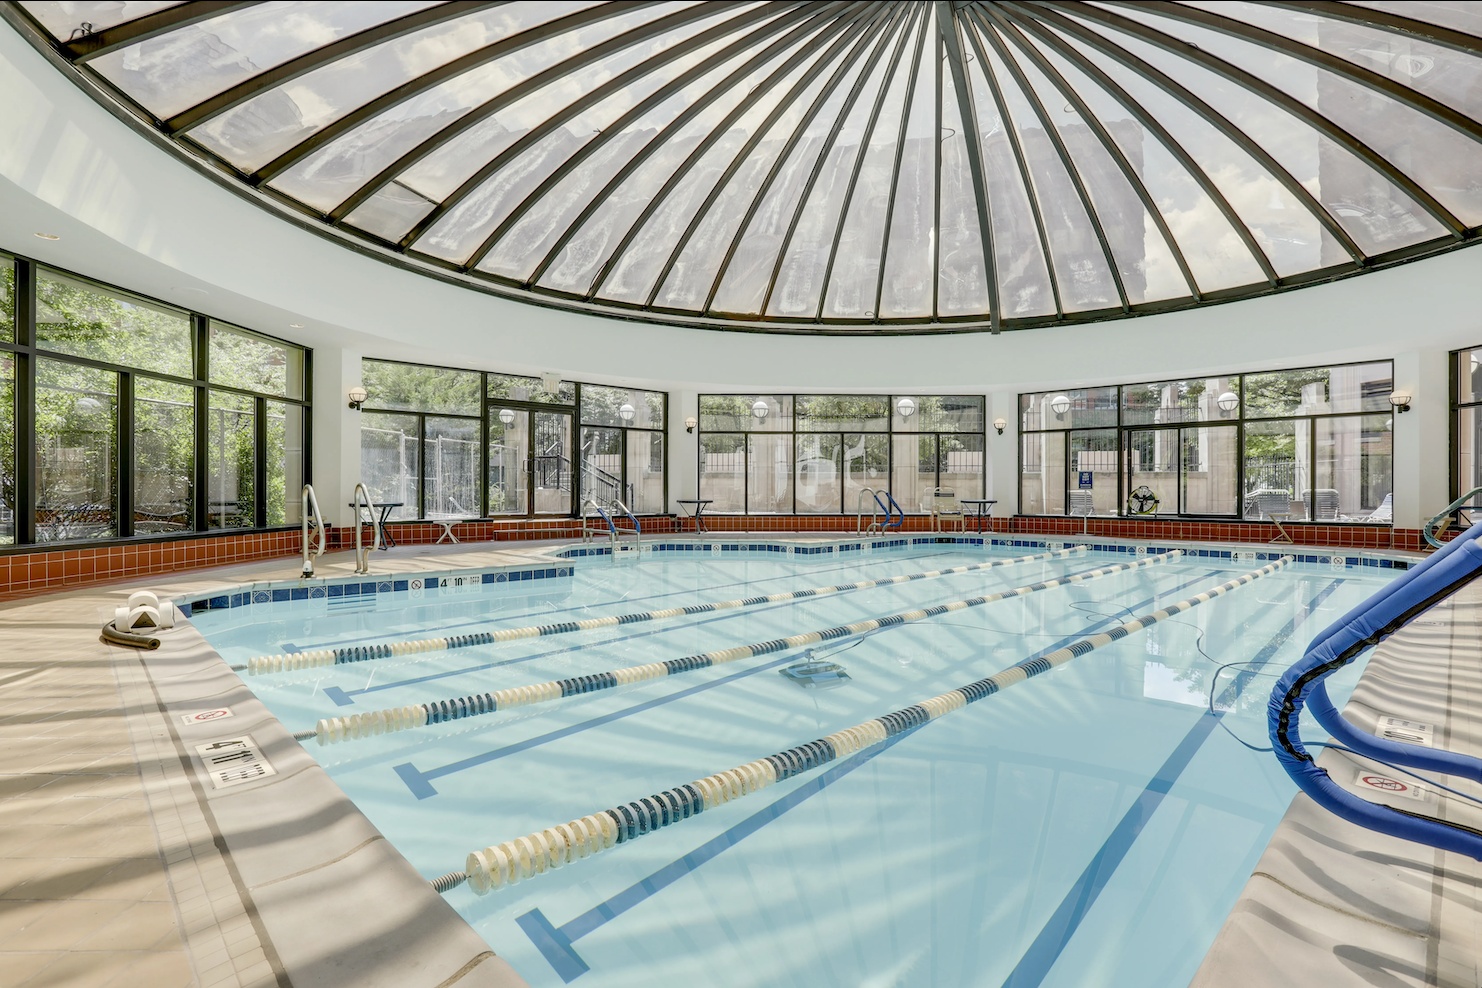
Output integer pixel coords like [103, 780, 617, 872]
[191, 544, 1394, 988]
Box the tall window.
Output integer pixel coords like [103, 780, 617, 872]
[1018, 362, 1394, 523]
[0, 254, 310, 548]
[1454, 346, 1482, 504]
[359, 360, 482, 520]
[698, 394, 985, 514]
[580, 386, 665, 514]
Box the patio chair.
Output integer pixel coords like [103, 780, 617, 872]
[927, 488, 965, 532]
[1300, 489, 1340, 521]
[1068, 490, 1095, 517]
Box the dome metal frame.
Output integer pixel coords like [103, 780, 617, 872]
[7, 1, 1481, 335]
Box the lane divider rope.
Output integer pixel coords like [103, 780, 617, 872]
[306, 549, 1182, 747]
[246, 546, 1089, 675]
[448, 555, 1290, 895]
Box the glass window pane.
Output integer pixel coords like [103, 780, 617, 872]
[211, 323, 306, 399]
[1021, 431, 1065, 515]
[1122, 377, 1240, 425]
[1459, 406, 1481, 497]
[629, 431, 665, 515]
[90, 2, 436, 119]
[1019, 387, 1117, 431]
[1243, 419, 1303, 519]
[267, 400, 304, 526]
[699, 394, 792, 432]
[939, 432, 984, 501]
[36, 360, 118, 541]
[487, 372, 573, 405]
[0, 353, 14, 544]
[891, 434, 934, 512]
[795, 395, 889, 433]
[1459, 347, 1482, 405]
[1070, 430, 1118, 514]
[844, 433, 889, 515]
[22, 2, 184, 40]
[581, 385, 664, 429]
[1314, 414, 1392, 522]
[487, 409, 527, 515]
[747, 433, 793, 513]
[1242, 362, 1392, 418]
[0, 255, 12, 343]
[207, 391, 255, 529]
[37, 272, 192, 378]
[877, 17, 937, 320]
[795, 433, 841, 513]
[360, 411, 419, 520]
[362, 359, 480, 414]
[1181, 425, 1238, 516]
[699, 433, 744, 513]
[424, 416, 479, 519]
[582, 426, 624, 505]
[134, 378, 194, 534]
[1125, 428, 1173, 511]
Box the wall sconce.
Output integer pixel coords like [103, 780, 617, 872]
[1388, 391, 1412, 413]
[347, 386, 367, 410]
[498, 408, 516, 425]
[751, 399, 769, 420]
[1049, 394, 1070, 416]
[896, 396, 917, 419]
[685, 416, 698, 434]
[618, 402, 635, 422]
[1216, 391, 1239, 414]
[993, 417, 1007, 436]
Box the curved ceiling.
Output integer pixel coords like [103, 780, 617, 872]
[9, 1, 1482, 334]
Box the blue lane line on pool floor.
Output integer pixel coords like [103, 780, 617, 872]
[997, 575, 1344, 988]
[280, 548, 971, 652]
[393, 569, 1225, 799]
[510, 572, 1227, 981]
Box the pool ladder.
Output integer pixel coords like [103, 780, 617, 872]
[583, 498, 641, 553]
[300, 484, 327, 578]
[351, 483, 383, 575]
[856, 488, 903, 534]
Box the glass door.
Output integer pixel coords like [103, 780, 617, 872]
[488, 405, 573, 516]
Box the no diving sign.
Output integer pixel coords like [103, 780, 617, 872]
[180, 706, 235, 726]
[1354, 770, 1427, 802]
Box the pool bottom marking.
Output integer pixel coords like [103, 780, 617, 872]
[452, 557, 1290, 905]
[997, 576, 1344, 988]
[501, 566, 1282, 982]
[246, 547, 1087, 674]
[311, 551, 1181, 746]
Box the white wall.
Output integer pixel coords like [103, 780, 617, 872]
[2, 24, 1479, 529]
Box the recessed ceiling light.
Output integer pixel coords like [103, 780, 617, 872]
[33, 232, 60, 240]
[288, 322, 305, 329]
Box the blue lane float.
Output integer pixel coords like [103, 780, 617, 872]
[248, 545, 1088, 675]
[307, 549, 1182, 746]
[1270, 519, 1482, 858]
[451, 556, 1289, 894]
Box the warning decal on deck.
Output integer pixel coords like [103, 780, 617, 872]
[195, 735, 277, 790]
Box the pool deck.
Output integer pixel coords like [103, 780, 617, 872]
[0, 534, 1474, 987]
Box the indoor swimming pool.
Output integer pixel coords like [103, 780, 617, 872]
[187, 540, 1400, 988]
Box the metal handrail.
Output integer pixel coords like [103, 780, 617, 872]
[613, 499, 641, 550]
[1423, 485, 1482, 548]
[300, 484, 326, 578]
[855, 487, 882, 533]
[582, 498, 617, 546]
[351, 483, 382, 575]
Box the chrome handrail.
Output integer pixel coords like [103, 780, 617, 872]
[855, 487, 881, 533]
[1423, 485, 1482, 548]
[351, 483, 382, 575]
[301, 484, 326, 578]
[582, 498, 617, 546]
[613, 499, 641, 550]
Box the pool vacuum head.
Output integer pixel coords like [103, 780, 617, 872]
[780, 658, 851, 689]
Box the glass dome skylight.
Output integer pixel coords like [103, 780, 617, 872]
[9, 1, 1482, 333]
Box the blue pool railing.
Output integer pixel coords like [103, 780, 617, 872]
[873, 491, 904, 530]
[1268, 517, 1482, 858]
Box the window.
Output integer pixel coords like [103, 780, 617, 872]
[698, 394, 984, 514]
[1019, 363, 1393, 523]
[36, 360, 118, 541]
[210, 322, 306, 399]
[580, 385, 665, 514]
[134, 379, 194, 534]
[1453, 346, 1482, 506]
[37, 272, 193, 378]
